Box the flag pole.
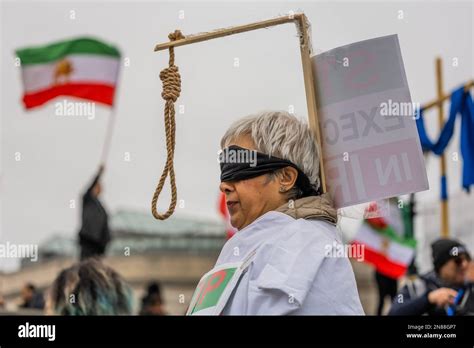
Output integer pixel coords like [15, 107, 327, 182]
[99, 64, 122, 167]
[100, 105, 118, 166]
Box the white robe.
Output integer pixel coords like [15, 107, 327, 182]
[214, 211, 365, 315]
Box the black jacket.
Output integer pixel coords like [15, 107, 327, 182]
[78, 171, 110, 257]
[388, 271, 474, 316]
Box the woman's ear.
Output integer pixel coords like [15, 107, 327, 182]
[278, 166, 298, 191]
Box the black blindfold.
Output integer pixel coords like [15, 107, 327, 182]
[219, 145, 320, 196]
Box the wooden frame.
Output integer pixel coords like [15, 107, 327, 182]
[154, 13, 327, 193]
[420, 79, 473, 112]
[419, 58, 473, 237]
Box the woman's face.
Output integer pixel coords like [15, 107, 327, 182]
[219, 135, 288, 230]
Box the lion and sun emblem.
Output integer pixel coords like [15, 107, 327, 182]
[53, 58, 74, 85]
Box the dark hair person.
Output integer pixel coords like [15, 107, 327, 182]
[389, 238, 473, 316]
[187, 111, 364, 315]
[45, 258, 133, 315]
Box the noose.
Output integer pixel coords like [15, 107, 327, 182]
[151, 30, 185, 220]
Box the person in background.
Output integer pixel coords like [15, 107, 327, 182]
[78, 165, 110, 260]
[45, 258, 133, 315]
[19, 283, 44, 310]
[389, 238, 473, 315]
[374, 270, 398, 315]
[139, 281, 166, 315]
[372, 197, 413, 315]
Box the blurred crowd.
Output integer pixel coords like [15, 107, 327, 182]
[0, 258, 167, 316]
[0, 236, 472, 316]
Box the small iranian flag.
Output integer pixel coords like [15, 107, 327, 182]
[351, 202, 416, 279]
[16, 37, 121, 109]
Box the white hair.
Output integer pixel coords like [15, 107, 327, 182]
[220, 110, 321, 196]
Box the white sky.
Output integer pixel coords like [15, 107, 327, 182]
[1, 0, 473, 272]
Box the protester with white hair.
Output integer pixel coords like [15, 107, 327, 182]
[187, 111, 364, 315]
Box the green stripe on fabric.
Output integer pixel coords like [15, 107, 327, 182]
[16, 37, 120, 65]
[364, 221, 417, 249]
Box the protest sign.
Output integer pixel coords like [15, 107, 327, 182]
[312, 35, 429, 208]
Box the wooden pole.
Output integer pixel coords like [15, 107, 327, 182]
[296, 15, 326, 192]
[154, 13, 327, 193]
[421, 79, 473, 111]
[155, 15, 299, 52]
[436, 57, 449, 238]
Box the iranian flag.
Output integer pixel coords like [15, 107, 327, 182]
[351, 202, 416, 279]
[16, 37, 120, 109]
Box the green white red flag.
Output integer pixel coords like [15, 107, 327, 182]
[16, 37, 120, 109]
[351, 202, 416, 279]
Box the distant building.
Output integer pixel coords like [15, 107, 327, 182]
[31, 209, 226, 262]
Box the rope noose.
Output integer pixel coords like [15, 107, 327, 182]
[151, 30, 185, 220]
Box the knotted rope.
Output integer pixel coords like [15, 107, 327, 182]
[151, 30, 185, 220]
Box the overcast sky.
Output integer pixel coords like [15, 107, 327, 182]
[1, 0, 473, 272]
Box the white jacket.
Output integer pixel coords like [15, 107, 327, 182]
[214, 210, 365, 315]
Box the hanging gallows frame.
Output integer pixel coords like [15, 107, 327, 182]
[151, 13, 327, 220]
